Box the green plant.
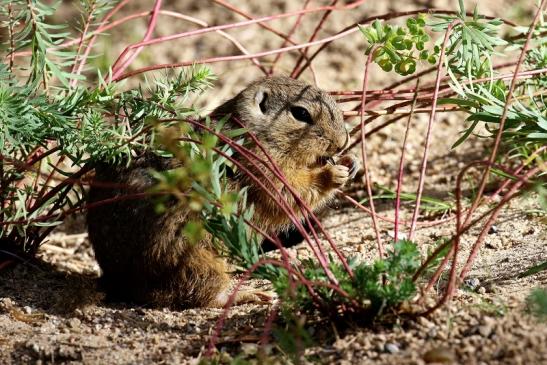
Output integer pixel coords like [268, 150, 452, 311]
[0, 0, 216, 256]
[359, 15, 435, 75]
[1, 1, 546, 362]
[359, 1, 547, 156]
[526, 287, 547, 320]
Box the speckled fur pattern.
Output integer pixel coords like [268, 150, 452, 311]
[87, 76, 353, 309]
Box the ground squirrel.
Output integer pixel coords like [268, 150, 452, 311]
[87, 76, 357, 309]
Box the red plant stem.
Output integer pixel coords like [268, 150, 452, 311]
[341, 193, 457, 228]
[344, 67, 547, 150]
[293, 8, 517, 78]
[413, 160, 536, 286]
[32, 156, 71, 213]
[69, 1, 97, 87]
[489, 146, 547, 201]
[6, 4, 16, 71]
[462, 0, 546, 228]
[377, 61, 519, 98]
[206, 256, 354, 355]
[347, 114, 401, 150]
[289, 0, 340, 78]
[344, 106, 459, 117]
[111, 0, 162, 80]
[208, 115, 353, 280]
[290, 0, 368, 81]
[359, 46, 384, 258]
[211, 0, 298, 46]
[259, 303, 279, 348]
[211, 0, 318, 79]
[421, 165, 541, 316]
[408, 19, 462, 241]
[228, 118, 350, 273]
[269, 0, 312, 75]
[112, 25, 358, 82]
[394, 80, 420, 243]
[110, 1, 366, 76]
[72, 0, 131, 82]
[335, 67, 546, 98]
[458, 166, 542, 280]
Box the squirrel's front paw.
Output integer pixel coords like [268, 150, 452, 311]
[321, 164, 350, 189]
[336, 154, 360, 180]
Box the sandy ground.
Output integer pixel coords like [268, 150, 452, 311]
[1, 0, 546, 364]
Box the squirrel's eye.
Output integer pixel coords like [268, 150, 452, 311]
[290, 106, 313, 124]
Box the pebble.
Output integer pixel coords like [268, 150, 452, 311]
[464, 278, 481, 291]
[488, 225, 498, 234]
[68, 317, 81, 329]
[386, 230, 408, 240]
[385, 343, 400, 354]
[423, 347, 456, 363]
[23, 306, 32, 314]
[418, 316, 434, 329]
[241, 343, 258, 356]
[478, 317, 496, 338]
[29, 342, 41, 355]
[485, 238, 502, 249]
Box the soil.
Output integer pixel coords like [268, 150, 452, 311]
[1, 1, 546, 364]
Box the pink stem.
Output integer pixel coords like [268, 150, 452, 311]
[408, 19, 462, 240]
[458, 166, 542, 281]
[69, 2, 97, 87]
[394, 80, 420, 243]
[111, 0, 163, 80]
[342, 193, 457, 228]
[359, 46, 384, 258]
[489, 146, 547, 201]
[269, 0, 312, 75]
[110, 1, 364, 75]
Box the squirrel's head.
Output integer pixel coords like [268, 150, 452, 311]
[213, 76, 349, 167]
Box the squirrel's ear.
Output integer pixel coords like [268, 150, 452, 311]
[254, 88, 268, 114]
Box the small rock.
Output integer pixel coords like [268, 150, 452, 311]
[478, 317, 496, 337]
[241, 343, 258, 356]
[28, 342, 41, 355]
[427, 328, 438, 339]
[418, 316, 434, 329]
[423, 347, 456, 363]
[477, 286, 486, 294]
[67, 318, 81, 329]
[386, 230, 407, 240]
[464, 278, 480, 291]
[485, 238, 502, 249]
[23, 306, 32, 314]
[488, 225, 498, 234]
[384, 343, 400, 354]
[524, 227, 535, 235]
[0, 298, 14, 312]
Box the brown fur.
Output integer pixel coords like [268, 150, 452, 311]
[87, 76, 354, 309]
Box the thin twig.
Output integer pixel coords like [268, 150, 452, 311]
[111, 0, 163, 80]
[408, 19, 462, 240]
[359, 46, 384, 258]
[394, 80, 420, 243]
